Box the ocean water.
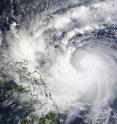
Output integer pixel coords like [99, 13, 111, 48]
[0, 0, 117, 124]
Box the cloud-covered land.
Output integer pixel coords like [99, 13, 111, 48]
[1, 0, 117, 124]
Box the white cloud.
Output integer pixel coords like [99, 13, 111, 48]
[3, 0, 117, 123]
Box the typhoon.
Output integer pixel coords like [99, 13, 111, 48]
[1, 0, 117, 124]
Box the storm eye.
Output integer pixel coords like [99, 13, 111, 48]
[71, 50, 101, 71]
[40, 59, 46, 67]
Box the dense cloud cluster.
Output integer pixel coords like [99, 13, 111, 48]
[1, 0, 117, 124]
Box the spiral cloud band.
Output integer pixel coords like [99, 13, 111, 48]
[1, 0, 117, 123]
